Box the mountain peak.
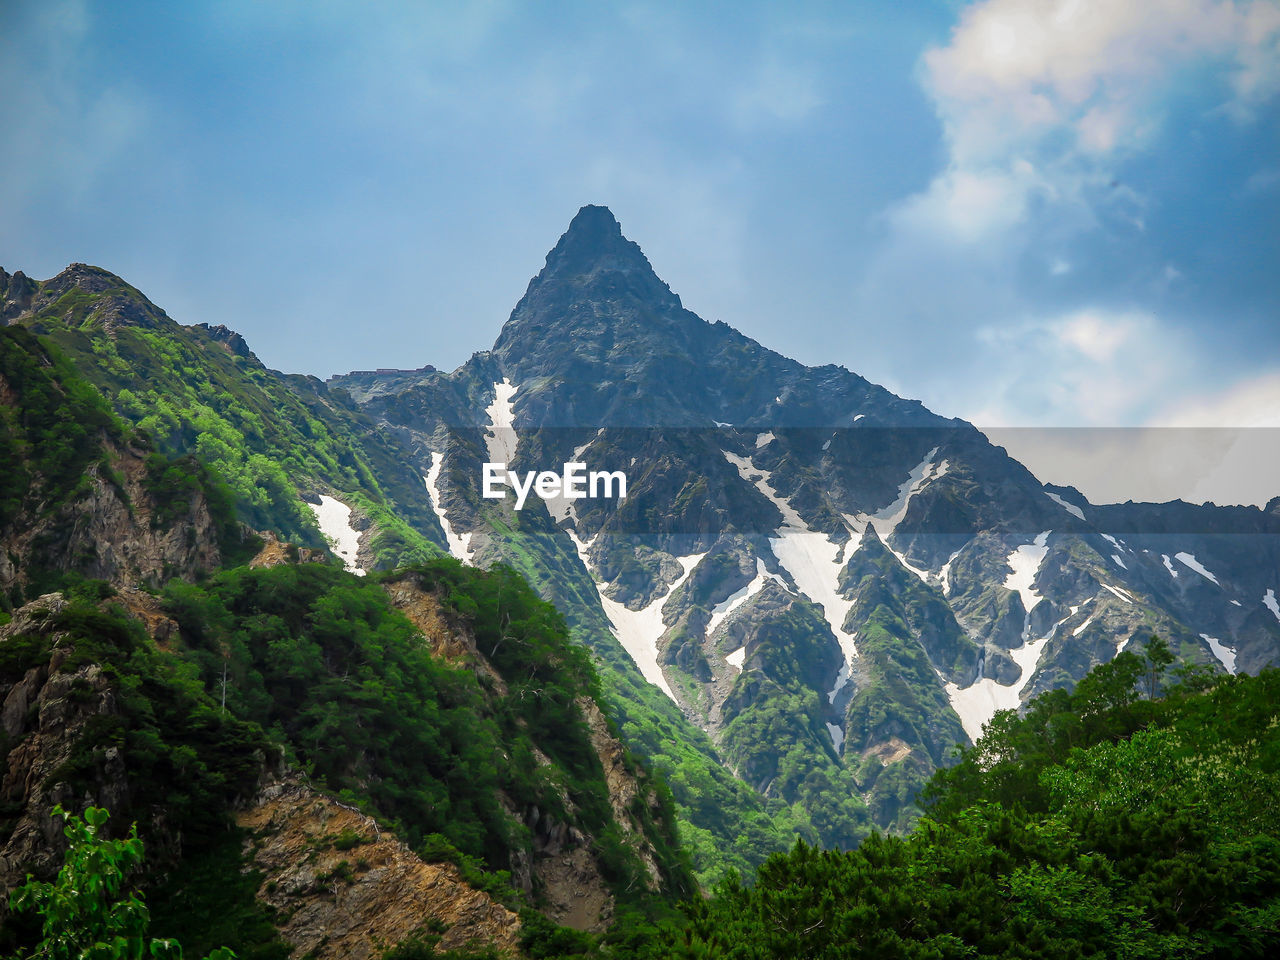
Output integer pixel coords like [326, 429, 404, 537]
[540, 205, 661, 283]
[568, 203, 621, 237]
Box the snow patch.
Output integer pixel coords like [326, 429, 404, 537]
[706, 558, 783, 637]
[545, 426, 602, 524]
[1045, 490, 1085, 520]
[826, 722, 845, 752]
[726, 646, 746, 671]
[308, 495, 365, 576]
[1175, 552, 1220, 585]
[484, 379, 519, 466]
[572, 428, 603, 463]
[1072, 615, 1095, 637]
[1231, 599, 1243, 607]
[546, 494, 575, 524]
[870, 449, 943, 542]
[939, 548, 963, 597]
[424, 453, 473, 563]
[571, 535, 705, 703]
[1101, 534, 1127, 553]
[1201, 634, 1237, 674]
[945, 604, 1078, 744]
[822, 437, 832, 451]
[1111, 554, 1127, 569]
[755, 431, 775, 449]
[1100, 583, 1135, 604]
[769, 529, 858, 662]
[945, 630, 1056, 744]
[1004, 531, 1050, 613]
[1162, 554, 1179, 578]
[852, 414, 865, 422]
[714, 421, 732, 428]
[724, 450, 860, 663]
[1265, 589, 1280, 623]
[827, 656, 852, 704]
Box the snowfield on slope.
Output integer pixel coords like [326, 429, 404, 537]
[484, 379, 519, 465]
[1175, 551, 1220, 585]
[308, 495, 366, 576]
[1004, 531, 1050, 615]
[723, 450, 860, 668]
[706, 558, 784, 637]
[945, 532, 1061, 743]
[568, 531, 703, 703]
[1202, 634, 1237, 674]
[424, 452, 474, 563]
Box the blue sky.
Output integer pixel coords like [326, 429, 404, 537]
[2, 1, 1278, 505]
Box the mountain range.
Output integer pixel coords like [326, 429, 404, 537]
[2, 206, 1279, 953]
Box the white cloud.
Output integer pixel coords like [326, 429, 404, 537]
[961, 307, 1190, 427]
[853, 0, 1280, 461]
[1054, 309, 1136, 363]
[1146, 372, 1280, 505]
[925, 0, 1278, 158]
[971, 335, 1280, 507]
[904, 0, 1280, 244]
[892, 163, 1040, 244]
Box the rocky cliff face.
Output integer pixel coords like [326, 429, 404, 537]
[0, 439, 223, 599]
[238, 777, 522, 959]
[0, 269, 38, 324]
[0, 595, 132, 902]
[382, 573, 677, 932]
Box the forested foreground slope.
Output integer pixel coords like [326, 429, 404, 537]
[635, 650, 1280, 958]
[0, 561, 696, 957]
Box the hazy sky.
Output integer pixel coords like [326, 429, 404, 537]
[3, 1, 1278, 505]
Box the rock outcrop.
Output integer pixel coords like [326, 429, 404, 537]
[0, 595, 128, 902]
[237, 777, 522, 959]
[0, 439, 222, 599]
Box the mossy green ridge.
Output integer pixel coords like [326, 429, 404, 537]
[0, 325, 253, 603]
[11, 264, 445, 569]
[716, 587, 870, 850]
[839, 527, 971, 831]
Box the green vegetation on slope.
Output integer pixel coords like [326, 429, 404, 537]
[2, 559, 695, 955]
[0, 325, 252, 605]
[0, 325, 122, 528]
[20, 288, 443, 569]
[716, 592, 870, 850]
[0, 591, 287, 958]
[7, 806, 235, 960]
[161, 558, 693, 902]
